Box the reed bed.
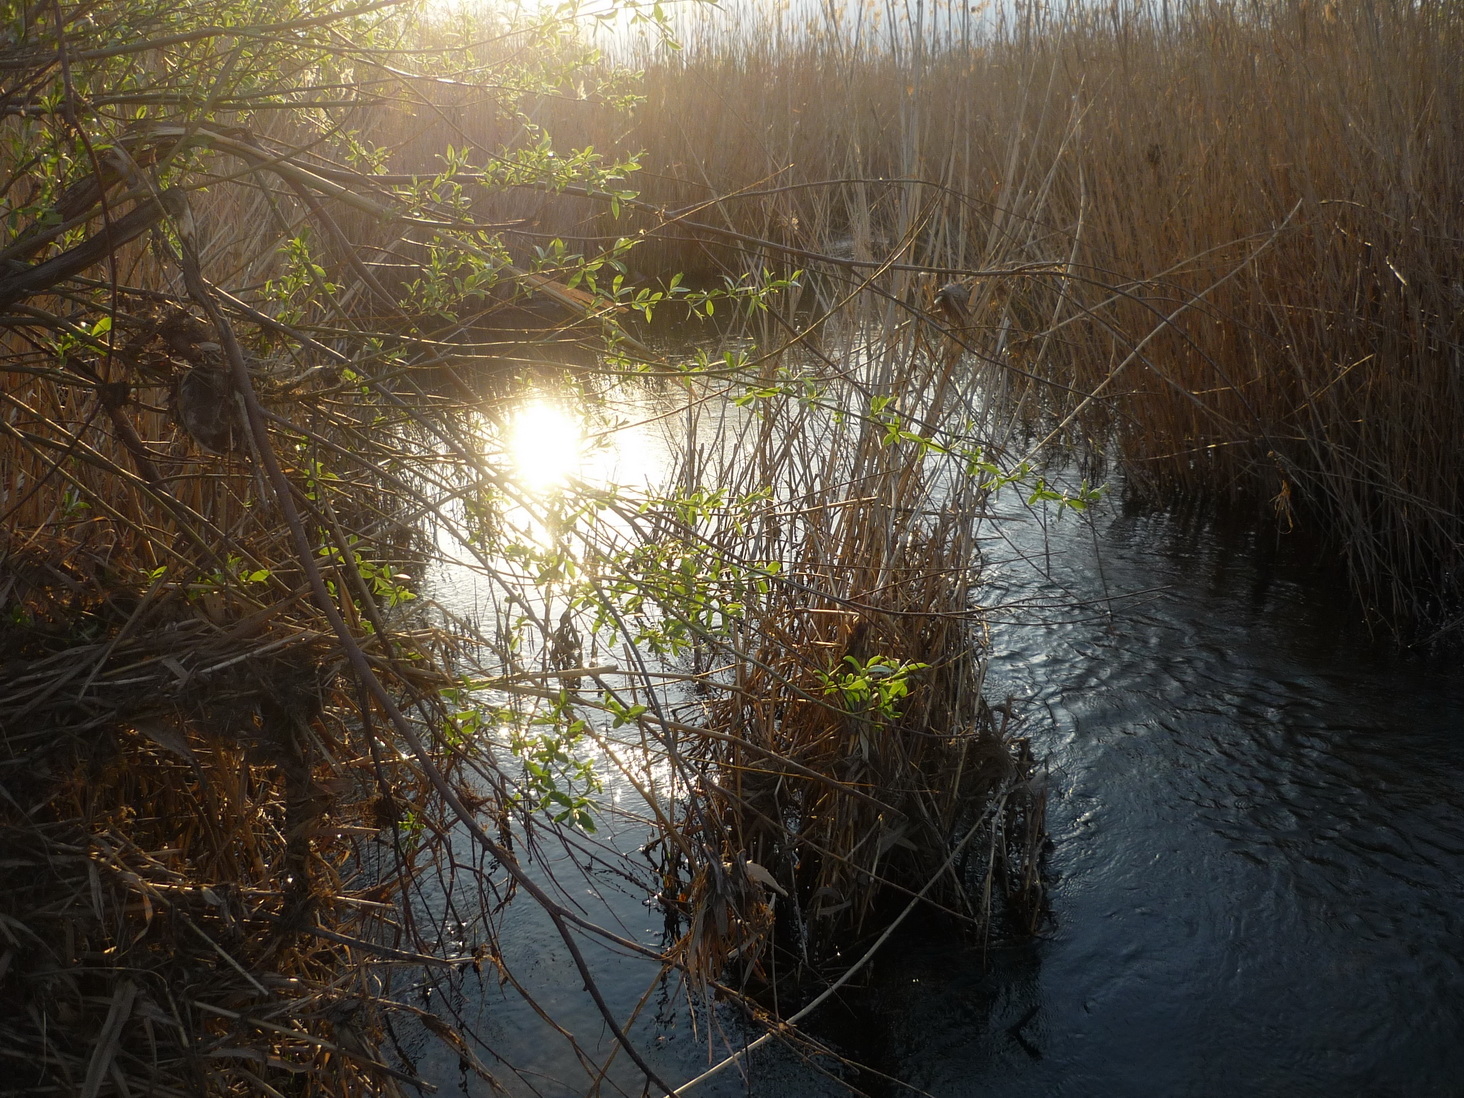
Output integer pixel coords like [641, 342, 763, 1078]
[0, 317, 458, 1095]
[419, 0, 1464, 632]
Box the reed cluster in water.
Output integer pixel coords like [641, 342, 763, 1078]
[642, 318, 1050, 994]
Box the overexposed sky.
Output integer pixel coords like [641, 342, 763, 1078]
[422, 0, 1006, 58]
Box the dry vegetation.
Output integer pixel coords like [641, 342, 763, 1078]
[1, 2, 1046, 1094]
[445, 0, 1463, 633]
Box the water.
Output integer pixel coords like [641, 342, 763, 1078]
[818, 498, 1464, 1096]
[419, 392, 1464, 1096]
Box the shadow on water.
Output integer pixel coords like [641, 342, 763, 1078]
[800, 490, 1464, 1097]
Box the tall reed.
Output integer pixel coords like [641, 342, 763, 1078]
[445, 0, 1464, 631]
[588, 319, 1049, 1000]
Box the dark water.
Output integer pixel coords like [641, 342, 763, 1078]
[808, 497, 1464, 1097]
[420, 490, 1464, 1096]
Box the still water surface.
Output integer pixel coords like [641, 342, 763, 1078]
[422, 396, 1464, 1096]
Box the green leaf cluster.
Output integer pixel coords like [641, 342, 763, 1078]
[817, 655, 929, 724]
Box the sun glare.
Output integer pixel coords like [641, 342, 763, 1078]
[506, 401, 585, 492]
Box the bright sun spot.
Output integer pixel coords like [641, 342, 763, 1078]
[506, 401, 584, 491]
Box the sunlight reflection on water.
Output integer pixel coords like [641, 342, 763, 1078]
[505, 398, 585, 492]
[498, 388, 682, 500]
[410, 377, 857, 1097]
